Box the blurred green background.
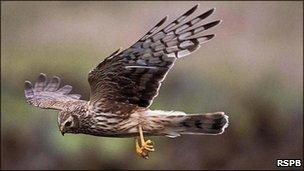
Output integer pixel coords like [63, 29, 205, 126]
[1, 1, 303, 170]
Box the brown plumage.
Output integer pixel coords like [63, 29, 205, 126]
[24, 4, 228, 159]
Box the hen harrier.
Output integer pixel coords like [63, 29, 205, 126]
[24, 4, 228, 159]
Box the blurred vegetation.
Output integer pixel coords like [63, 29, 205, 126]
[1, 1, 303, 170]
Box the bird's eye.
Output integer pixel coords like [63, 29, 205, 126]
[65, 121, 72, 127]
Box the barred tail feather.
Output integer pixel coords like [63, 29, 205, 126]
[146, 110, 229, 138]
[179, 112, 229, 135]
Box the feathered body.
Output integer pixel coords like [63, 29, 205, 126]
[57, 102, 228, 138]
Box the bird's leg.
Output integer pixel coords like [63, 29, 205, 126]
[135, 124, 154, 159]
[138, 125, 154, 152]
[135, 138, 149, 159]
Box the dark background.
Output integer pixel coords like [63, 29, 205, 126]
[1, 1, 303, 170]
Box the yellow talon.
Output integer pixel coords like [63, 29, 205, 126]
[135, 138, 150, 159]
[135, 125, 155, 159]
[142, 139, 155, 152]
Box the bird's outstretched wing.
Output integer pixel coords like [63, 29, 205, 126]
[24, 73, 85, 111]
[88, 5, 221, 116]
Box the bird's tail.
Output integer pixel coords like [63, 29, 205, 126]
[146, 110, 229, 138]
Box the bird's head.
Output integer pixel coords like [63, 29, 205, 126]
[58, 111, 80, 136]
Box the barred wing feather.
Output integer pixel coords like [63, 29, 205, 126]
[24, 73, 84, 111]
[88, 5, 221, 116]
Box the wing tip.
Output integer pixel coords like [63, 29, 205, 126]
[39, 72, 46, 78]
[24, 80, 34, 101]
[205, 7, 216, 17]
[157, 15, 168, 28]
[192, 4, 199, 11]
[24, 81, 33, 89]
[207, 34, 216, 40]
[52, 75, 60, 81]
[205, 20, 222, 30]
[37, 73, 47, 82]
[185, 4, 199, 16]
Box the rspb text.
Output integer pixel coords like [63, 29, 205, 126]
[276, 159, 302, 167]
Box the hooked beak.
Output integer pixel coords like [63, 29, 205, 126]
[60, 127, 65, 136]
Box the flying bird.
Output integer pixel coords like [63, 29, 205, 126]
[24, 4, 229, 159]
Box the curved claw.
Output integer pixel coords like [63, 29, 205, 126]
[145, 147, 155, 152]
[146, 140, 153, 144]
[142, 139, 155, 152]
[135, 138, 155, 159]
[135, 138, 149, 159]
